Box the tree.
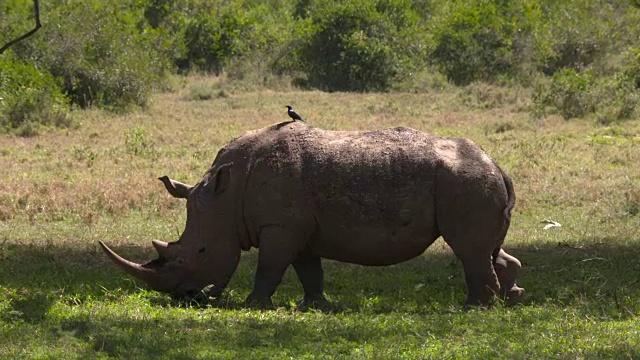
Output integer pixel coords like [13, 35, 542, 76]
[0, 0, 41, 55]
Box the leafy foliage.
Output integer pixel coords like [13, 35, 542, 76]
[183, 6, 252, 74]
[429, 1, 516, 85]
[592, 72, 640, 125]
[533, 69, 595, 119]
[299, 0, 424, 92]
[536, 0, 617, 76]
[1, 0, 640, 133]
[124, 125, 157, 158]
[3, 1, 166, 113]
[35, 2, 165, 110]
[0, 54, 73, 136]
[533, 48, 640, 122]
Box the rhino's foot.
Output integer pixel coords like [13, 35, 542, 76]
[503, 285, 524, 307]
[244, 295, 275, 310]
[297, 296, 331, 312]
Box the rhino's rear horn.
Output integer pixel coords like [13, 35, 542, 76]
[152, 240, 181, 260]
[98, 241, 178, 293]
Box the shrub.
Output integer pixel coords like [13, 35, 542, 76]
[536, 1, 616, 76]
[429, 1, 517, 85]
[124, 125, 156, 158]
[593, 78, 638, 125]
[533, 46, 640, 122]
[183, 6, 252, 74]
[187, 84, 214, 101]
[591, 50, 640, 124]
[622, 47, 640, 90]
[299, 0, 421, 92]
[532, 68, 596, 119]
[143, 0, 173, 29]
[13, 1, 167, 110]
[0, 55, 73, 136]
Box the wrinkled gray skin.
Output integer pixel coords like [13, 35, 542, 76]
[100, 121, 524, 308]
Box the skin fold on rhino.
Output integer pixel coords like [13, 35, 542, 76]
[99, 121, 524, 308]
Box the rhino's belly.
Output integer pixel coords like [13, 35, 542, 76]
[308, 187, 439, 265]
[314, 223, 440, 266]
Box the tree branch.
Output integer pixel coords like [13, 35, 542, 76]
[0, 0, 41, 55]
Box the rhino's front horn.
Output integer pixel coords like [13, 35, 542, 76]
[98, 241, 179, 293]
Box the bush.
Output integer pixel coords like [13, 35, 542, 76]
[622, 47, 640, 90]
[0, 55, 73, 136]
[298, 0, 422, 92]
[592, 75, 639, 125]
[591, 49, 640, 124]
[429, 1, 519, 86]
[537, 5, 609, 75]
[533, 48, 640, 122]
[13, 1, 167, 110]
[124, 125, 156, 158]
[532, 68, 596, 119]
[3, 0, 640, 118]
[183, 6, 252, 74]
[0, 0, 33, 46]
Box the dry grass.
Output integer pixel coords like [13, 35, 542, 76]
[1, 77, 638, 236]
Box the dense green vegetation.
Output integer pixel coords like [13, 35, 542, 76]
[2, 0, 640, 134]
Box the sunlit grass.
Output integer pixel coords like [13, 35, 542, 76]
[1, 77, 639, 358]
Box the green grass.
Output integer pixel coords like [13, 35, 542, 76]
[1, 77, 640, 358]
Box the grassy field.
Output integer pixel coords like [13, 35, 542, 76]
[1, 76, 640, 359]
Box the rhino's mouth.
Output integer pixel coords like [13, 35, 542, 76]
[99, 241, 183, 293]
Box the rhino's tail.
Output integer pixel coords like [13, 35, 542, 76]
[500, 166, 516, 221]
[494, 165, 515, 254]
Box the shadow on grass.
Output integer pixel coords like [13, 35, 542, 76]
[514, 237, 640, 312]
[53, 307, 438, 358]
[2, 237, 640, 315]
[1, 241, 148, 294]
[3, 237, 640, 358]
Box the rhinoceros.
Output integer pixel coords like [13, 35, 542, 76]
[99, 121, 524, 308]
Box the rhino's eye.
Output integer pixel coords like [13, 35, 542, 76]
[198, 247, 206, 253]
[194, 195, 208, 210]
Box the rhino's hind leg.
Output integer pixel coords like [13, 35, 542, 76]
[460, 258, 501, 307]
[440, 227, 501, 306]
[292, 253, 330, 311]
[493, 248, 524, 306]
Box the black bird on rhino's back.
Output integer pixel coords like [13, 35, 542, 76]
[285, 105, 305, 122]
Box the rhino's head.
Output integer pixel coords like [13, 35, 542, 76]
[99, 162, 241, 299]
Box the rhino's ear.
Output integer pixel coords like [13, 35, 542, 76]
[158, 176, 192, 199]
[204, 162, 233, 195]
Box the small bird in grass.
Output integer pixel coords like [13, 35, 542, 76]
[285, 105, 305, 122]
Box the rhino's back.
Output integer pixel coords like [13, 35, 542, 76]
[297, 127, 441, 263]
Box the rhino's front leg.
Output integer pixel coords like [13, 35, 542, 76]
[245, 265, 286, 309]
[245, 226, 299, 309]
[292, 253, 330, 311]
